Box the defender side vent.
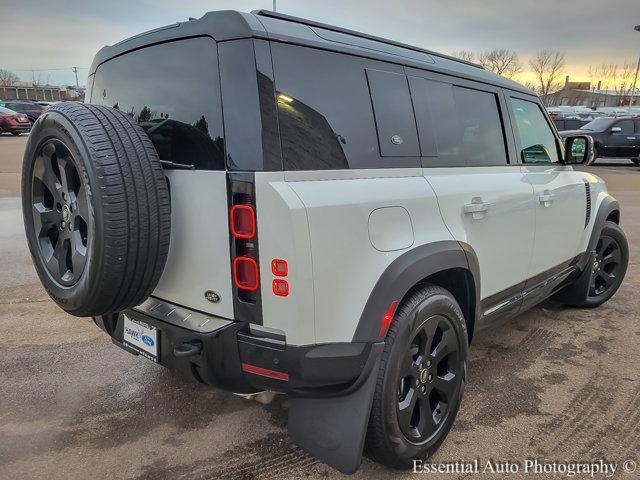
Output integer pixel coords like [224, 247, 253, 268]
[584, 181, 591, 228]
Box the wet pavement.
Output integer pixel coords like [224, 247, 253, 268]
[1, 134, 639, 479]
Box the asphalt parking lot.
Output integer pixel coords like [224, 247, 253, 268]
[1, 133, 638, 480]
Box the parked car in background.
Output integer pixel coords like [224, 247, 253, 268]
[553, 118, 591, 131]
[0, 106, 31, 135]
[0, 100, 45, 123]
[560, 117, 640, 164]
[37, 101, 59, 108]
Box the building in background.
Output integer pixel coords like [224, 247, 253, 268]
[0, 81, 85, 102]
[545, 76, 638, 109]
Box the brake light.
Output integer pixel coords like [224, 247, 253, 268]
[230, 205, 255, 238]
[272, 279, 289, 296]
[233, 256, 259, 291]
[379, 300, 399, 337]
[271, 259, 288, 276]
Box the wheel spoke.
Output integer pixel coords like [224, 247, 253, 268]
[33, 156, 62, 199]
[602, 248, 621, 267]
[57, 156, 72, 194]
[398, 387, 418, 431]
[70, 231, 87, 274]
[46, 237, 69, 279]
[431, 328, 455, 363]
[73, 184, 89, 222]
[33, 203, 59, 236]
[433, 373, 456, 402]
[417, 398, 437, 435]
[597, 271, 614, 287]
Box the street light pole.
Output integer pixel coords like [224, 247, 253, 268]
[628, 25, 640, 113]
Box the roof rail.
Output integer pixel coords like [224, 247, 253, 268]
[252, 9, 484, 70]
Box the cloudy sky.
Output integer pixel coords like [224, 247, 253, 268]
[1, 0, 639, 87]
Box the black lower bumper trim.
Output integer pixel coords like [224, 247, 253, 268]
[94, 309, 379, 397]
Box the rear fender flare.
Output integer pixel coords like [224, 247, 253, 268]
[352, 241, 480, 343]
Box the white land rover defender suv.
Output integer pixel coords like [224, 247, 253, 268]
[21, 10, 628, 474]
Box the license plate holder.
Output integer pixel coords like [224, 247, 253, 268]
[123, 315, 159, 362]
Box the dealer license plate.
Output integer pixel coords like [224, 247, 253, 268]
[123, 315, 158, 362]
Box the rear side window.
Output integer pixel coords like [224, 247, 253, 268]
[510, 98, 559, 164]
[271, 43, 420, 170]
[409, 77, 508, 166]
[91, 37, 224, 170]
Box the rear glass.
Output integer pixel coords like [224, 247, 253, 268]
[91, 37, 224, 170]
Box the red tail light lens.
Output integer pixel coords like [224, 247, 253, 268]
[233, 256, 259, 291]
[230, 205, 255, 238]
[271, 259, 288, 276]
[272, 279, 289, 296]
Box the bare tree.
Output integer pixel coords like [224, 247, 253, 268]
[612, 61, 636, 106]
[0, 68, 19, 87]
[529, 49, 566, 106]
[451, 50, 475, 63]
[478, 49, 523, 79]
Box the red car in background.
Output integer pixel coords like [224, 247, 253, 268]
[0, 100, 45, 124]
[0, 106, 31, 135]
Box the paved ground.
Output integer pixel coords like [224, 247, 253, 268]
[1, 133, 639, 479]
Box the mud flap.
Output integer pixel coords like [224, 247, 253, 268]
[553, 251, 596, 304]
[287, 343, 383, 474]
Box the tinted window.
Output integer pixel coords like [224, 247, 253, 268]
[510, 98, 559, 164]
[614, 119, 634, 134]
[366, 69, 420, 157]
[410, 78, 507, 166]
[91, 37, 224, 170]
[580, 118, 613, 131]
[271, 43, 420, 170]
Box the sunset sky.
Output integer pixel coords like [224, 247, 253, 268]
[1, 0, 639, 88]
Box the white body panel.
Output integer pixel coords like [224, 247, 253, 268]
[153, 171, 234, 319]
[423, 166, 535, 299]
[521, 165, 588, 277]
[282, 168, 453, 344]
[254, 172, 316, 345]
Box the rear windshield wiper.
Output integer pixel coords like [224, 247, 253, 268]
[160, 160, 195, 170]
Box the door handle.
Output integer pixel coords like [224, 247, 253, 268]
[539, 192, 554, 207]
[464, 198, 490, 219]
[627, 137, 636, 140]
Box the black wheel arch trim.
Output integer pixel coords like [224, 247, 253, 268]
[588, 195, 620, 254]
[352, 240, 480, 344]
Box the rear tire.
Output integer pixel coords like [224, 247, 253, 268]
[365, 285, 468, 469]
[21, 102, 171, 316]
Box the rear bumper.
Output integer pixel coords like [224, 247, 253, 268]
[94, 301, 379, 397]
[0, 124, 30, 133]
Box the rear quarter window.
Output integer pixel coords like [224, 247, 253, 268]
[90, 37, 225, 170]
[271, 43, 420, 170]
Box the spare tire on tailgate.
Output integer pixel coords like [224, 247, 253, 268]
[21, 102, 171, 317]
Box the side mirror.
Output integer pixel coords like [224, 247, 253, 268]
[611, 127, 622, 133]
[563, 135, 594, 165]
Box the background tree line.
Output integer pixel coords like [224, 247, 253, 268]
[451, 48, 638, 107]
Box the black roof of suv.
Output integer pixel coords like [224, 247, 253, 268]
[89, 10, 531, 96]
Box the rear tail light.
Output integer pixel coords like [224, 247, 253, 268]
[230, 205, 255, 238]
[272, 279, 289, 296]
[233, 256, 259, 291]
[271, 259, 288, 276]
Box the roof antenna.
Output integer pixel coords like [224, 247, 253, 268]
[273, 0, 277, 12]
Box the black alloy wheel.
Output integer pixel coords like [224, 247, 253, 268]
[397, 314, 460, 443]
[589, 234, 623, 298]
[30, 138, 89, 286]
[366, 285, 468, 469]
